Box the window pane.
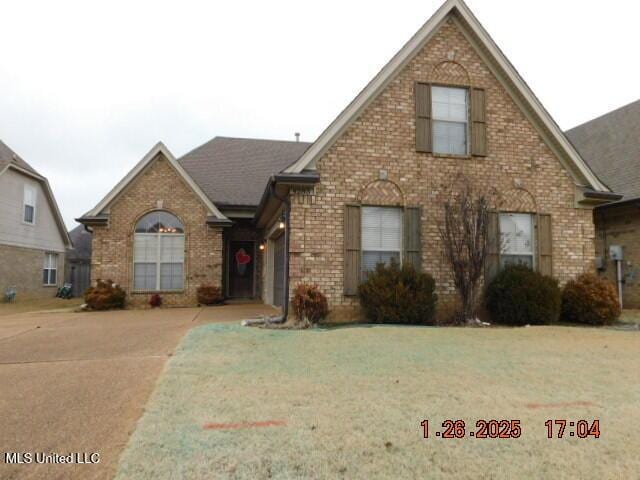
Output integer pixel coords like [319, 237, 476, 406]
[432, 86, 467, 122]
[501, 255, 533, 269]
[134, 235, 159, 262]
[50, 269, 57, 285]
[500, 214, 534, 255]
[160, 235, 184, 263]
[24, 205, 34, 223]
[362, 251, 401, 276]
[43, 269, 49, 285]
[135, 211, 184, 233]
[362, 207, 402, 251]
[433, 121, 467, 155]
[160, 263, 184, 290]
[134, 263, 157, 290]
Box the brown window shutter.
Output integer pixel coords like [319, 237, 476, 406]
[415, 82, 432, 153]
[536, 213, 553, 276]
[471, 88, 487, 157]
[484, 211, 500, 285]
[403, 206, 422, 271]
[344, 204, 361, 296]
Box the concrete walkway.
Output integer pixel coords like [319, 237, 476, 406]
[0, 304, 277, 480]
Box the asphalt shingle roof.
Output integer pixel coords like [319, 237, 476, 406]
[178, 136, 311, 207]
[566, 100, 640, 202]
[67, 224, 92, 260]
[0, 140, 39, 175]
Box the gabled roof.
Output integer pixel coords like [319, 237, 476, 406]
[179, 137, 311, 207]
[0, 139, 39, 175]
[566, 100, 640, 203]
[0, 139, 72, 248]
[82, 142, 228, 220]
[283, 0, 609, 193]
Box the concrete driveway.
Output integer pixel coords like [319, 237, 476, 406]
[0, 304, 276, 480]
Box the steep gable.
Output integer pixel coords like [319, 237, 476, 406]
[284, 0, 608, 195]
[80, 142, 229, 223]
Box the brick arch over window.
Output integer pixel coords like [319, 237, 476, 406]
[497, 187, 538, 213]
[358, 179, 405, 206]
[431, 60, 471, 86]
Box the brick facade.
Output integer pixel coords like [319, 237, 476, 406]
[287, 19, 596, 320]
[595, 205, 640, 308]
[90, 154, 223, 307]
[0, 244, 65, 298]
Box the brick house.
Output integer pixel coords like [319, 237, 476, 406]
[567, 100, 640, 308]
[79, 0, 619, 318]
[0, 140, 72, 298]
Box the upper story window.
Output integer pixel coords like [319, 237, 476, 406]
[499, 213, 535, 269]
[133, 211, 185, 291]
[23, 184, 37, 224]
[361, 206, 403, 277]
[432, 85, 469, 155]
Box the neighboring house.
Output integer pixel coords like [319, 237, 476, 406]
[78, 0, 619, 318]
[0, 140, 72, 298]
[66, 225, 92, 297]
[567, 100, 640, 307]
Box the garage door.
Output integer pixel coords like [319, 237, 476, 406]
[273, 234, 285, 307]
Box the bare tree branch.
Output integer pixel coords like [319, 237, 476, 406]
[438, 175, 490, 324]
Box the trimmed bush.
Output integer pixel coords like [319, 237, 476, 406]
[561, 273, 621, 325]
[197, 284, 224, 306]
[485, 265, 560, 325]
[292, 284, 329, 326]
[358, 262, 437, 325]
[84, 279, 126, 311]
[149, 294, 162, 308]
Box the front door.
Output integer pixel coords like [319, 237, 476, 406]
[228, 241, 255, 298]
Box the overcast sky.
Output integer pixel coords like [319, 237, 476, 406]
[1, 0, 637, 229]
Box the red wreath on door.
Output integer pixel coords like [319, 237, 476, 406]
[235, 248, 251, 276]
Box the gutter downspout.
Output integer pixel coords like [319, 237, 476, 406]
[270, 178, 291, 322]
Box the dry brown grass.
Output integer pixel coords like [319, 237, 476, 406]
[0, 296, 83, 316]
[116, 323, 640, 479]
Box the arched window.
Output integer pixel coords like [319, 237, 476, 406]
[133, 211, 185, 291]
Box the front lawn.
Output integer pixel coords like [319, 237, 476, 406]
[116, 324, 639, 479]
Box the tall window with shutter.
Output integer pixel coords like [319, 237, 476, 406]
[415, 83, 486, 156]
[344, 204, 422, 295]
[484, 211, 553, 285]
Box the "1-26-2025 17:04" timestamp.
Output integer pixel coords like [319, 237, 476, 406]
[420, 419, 600, 439]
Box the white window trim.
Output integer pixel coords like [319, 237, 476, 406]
[499, 212, 536, 269]
[23, 184, 37, 225]
[133, 232, 185, 292]
[43, 253, 58, 286]
[431, 85, 470, 156]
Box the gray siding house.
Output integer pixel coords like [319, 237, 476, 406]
[0, 140, 71, 298]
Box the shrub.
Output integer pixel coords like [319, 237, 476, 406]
[84, 279, 126, 311]
[358, 262, 437, 325]
[197, 284, 224, 306]
[149, 294, 162, 308]
[485, 265, 561, 326]
[292, 284, 329, 326]
[561, 273, 621, 325]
